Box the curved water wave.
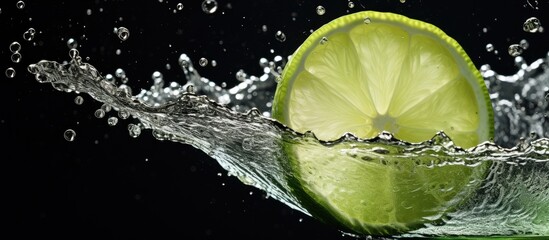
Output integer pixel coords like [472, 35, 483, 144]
[27, 52, 549, 237]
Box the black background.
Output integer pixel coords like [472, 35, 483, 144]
[3, 0, 548, 239]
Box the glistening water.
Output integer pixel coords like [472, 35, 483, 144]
[26, 44, 549, 237]
[7, 1, 549, 239]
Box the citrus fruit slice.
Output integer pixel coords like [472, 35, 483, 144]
[272, 11, 494, 235]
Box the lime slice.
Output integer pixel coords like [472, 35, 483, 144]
[272, 11, 494, 235]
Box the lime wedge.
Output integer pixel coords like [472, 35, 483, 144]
[272, 11, 494, 235]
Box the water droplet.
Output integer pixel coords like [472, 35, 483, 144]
[128, 123, 142, 138]
[94, 109, 105, 118]
[107, 116, 119, 126]
[364, 17, 372, 24]
[11, 52, 22, 63]
[185, 84, 195, 94]
[519, 39, 529, 50]
[115, 68, 126, 78]
[5, 67, 16, 78]
[74, 96, 84, 105]
[27, 27, 35, 34]
[176, 3, 184, 11]
[275, 30, 286, 42]
[27, 64, 37, 74]
[235, 69, 247, 81]
[152, 71, 163, 86]
[508, 44, 523, 57]
[485, 43, 494, 52]
[316, 5, 326, 15]
[118, 110, 130, 119]
[86, 9, 92, 15]
[348, 2, 355, 8]
[178, 54, 190, 68]
[101, 104, 112, 113]
[63, 129, 76, 142]
[523, 17, 542, 33]
[400, 0, 406, 3]
[67, 38, 78, 49]
[69, 48, 79, 59]
[9, 42, 21, 53]
[320, 37, 328, 45]
[211, 60, 217, 67]
[116, 27, 130, 41]
[16, 1, 25, 9]
[199, 57, 208, 67]
[23, 30, 34, 41]
[201, 0, 218, 14]
[261, 25, 268, 32]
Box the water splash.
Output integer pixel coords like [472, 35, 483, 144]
[27, 50, 549, 237]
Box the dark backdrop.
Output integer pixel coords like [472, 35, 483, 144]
[3, 0, 548, 239]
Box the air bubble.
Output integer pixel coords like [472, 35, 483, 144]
[275, 30, 286, 42]
[316, 6, 326, 15]
[11, 53, 22, 63]
[5, 67, 16, 78]
[199, 57, 208, 67]
[364, 17, 371, 24]
[116, 27, 130, 41]
[320, 37, 328, 45]
[63, 129, 76, 142]
[67, 38, 78, 49]
[400, 0, 406, 3]
[176, 3, 184, 11]
[523, 17, 542, 33]
[9, 42, 21, 53]
[201, 0, 218, 14]
[74, 96, 84, 105]
[508, 44, 523, 57]
[16, 1, 25, 9]
[261, 25, 268, 32]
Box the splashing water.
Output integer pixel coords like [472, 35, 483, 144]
[27, 46, 549, 237]
[6, 0, 548, 238]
